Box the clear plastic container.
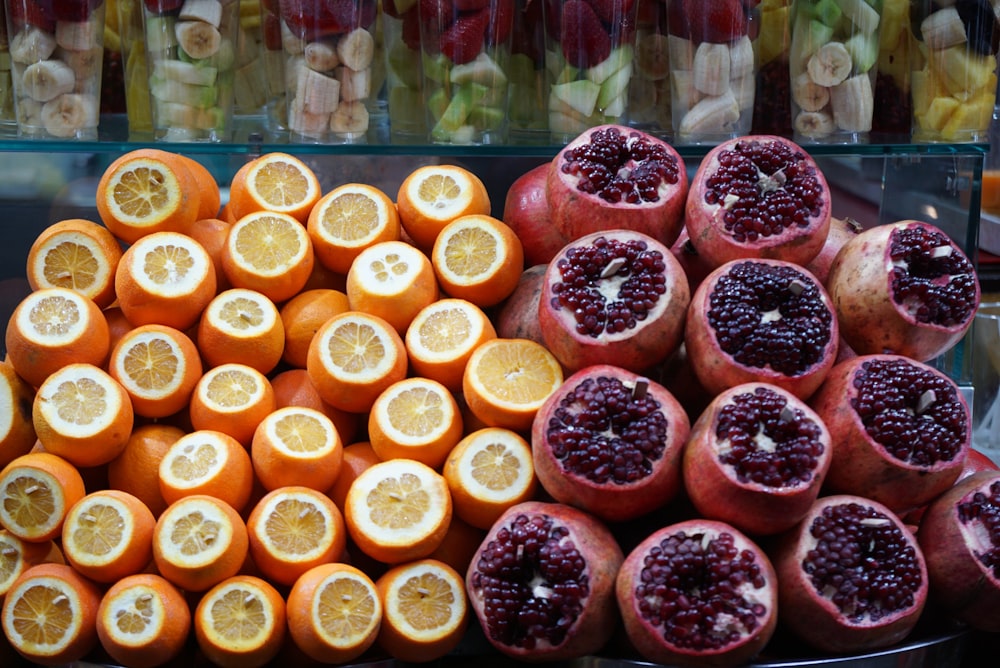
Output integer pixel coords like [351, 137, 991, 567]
[383, 0, 426, 143]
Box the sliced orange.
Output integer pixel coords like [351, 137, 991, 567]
[152, 494, 249, 593]
[462, 338, 565, 433]
[367, 376, 463, 469]
[0, 530, 61, 600]
[442, 427, 537, 530]
[396, 164, 491, 251]
[106, 423, 184, 518]
[251, 406, 343, 492]
[114, 230, 218, 331]
[0, 452, 86, 543]
[32, 363, 134, 468]
[96, 148, 202, 244]
[189, 363, 276, 447]
[327, 441, 381, 512]
[194, 575, 286, 668]
[196, 288, 285, 374]
[345, 239, 439, 334]
[345, 458, 452, 565]
[431, 214, 524, 307]
[0, 562, 102, 665]
[270, 368, 360, 446]
[278, 288, 350, 369]
[285, 562, 382, 664]
[96, 573, 191, 668]
[188, 217, 234, 292]
[221, 210, 315, 303]
[5, 287, 110, 388]
[375, 558, 468, 663]
[158, 429, 254, 512]
[306, 310, 408, 414]
[246, 485, 347, 586]
[176, 155, 222, 221]
[0, 361, 36, 471]
[108, 323, 203, 419]
[228, 152, 322, 224]
[307, 182, 402, 275]
[61, 489, 156, 584]
[404, 298, 497, 393]
[25, 218, 124, 309]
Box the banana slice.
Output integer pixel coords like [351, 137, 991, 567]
[729, 35, 754, 81]
[22, 60, 76, 102]
[831, 73, 873, 132]
[152, 59, 219, 86]
[281, 21, 306, 56]
[61, 47, 103, 88]
[330, 99, 369, 134]
[792, 71, 831, 112]
[635, 32, 670, 81]
[338, 66, 371, 102]
[179, 0, 224, 28]
[305, 39, 340, 72]
[920, 7, 968, 50]
[678, 90, 740, 136]
[692, 42, 730, 96]
[55, 20, 100, 51]
[336, 28, 375, 71]
[296, 67, 341, 114]
[670, 69, 703, 115]
[10, 27, 58, 65]
[667, 34, 694, 71]
[794, 110, 835, 137]
[176, 20, 222, 59]
[807, 41, 852, 87]
[17, 97, 43, 129]
[40, 92, 97, 137]
[289, 96, 331, 136]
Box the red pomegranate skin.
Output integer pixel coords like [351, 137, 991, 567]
[684, 135, 832, 269]
[917, 471, 1000, 632]
[805, 215, 864, 288]
[546, 125, 688, 248]
[682, 382, 832, 536]
[532, 365, 689, 521]
[466, 501, 623, 661]
[810, 354, 970, 515]
[670, 227, 715, 294]
[616, 519, 778, 667]
[657, 344, 716, 424]
[502, 164, 570, 267]
[827, 219, 981, 363]
[493, 264, 547, 346]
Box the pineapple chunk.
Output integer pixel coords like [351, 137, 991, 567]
[933, 45, 997, 97]
[941, 88, 996, 140]
[920, 95, 961, 130]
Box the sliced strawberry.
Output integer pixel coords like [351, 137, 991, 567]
[585, 0, 635, 25]
[487, 1, 514, 46]
[665, 0, 689, 39]
[420, 0, 456, 24]
[440, 9, 487, 64]
[7, 0, 56, 31]
[677, 0, 747, 44]
[560, 0, 611, 69]
[281, 0, 377, 40]
[401, 5, 423, 51]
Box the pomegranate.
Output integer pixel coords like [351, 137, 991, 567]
[502, 164, 570, 267]
[682, 382, 831, 536]
[770, 494, 928, 654]
[531, 365, 689, 521]
[917, 471, 1000, 632]
[684, 135, 832, 268]
[538, 230, 690, 373]
[669, 227, 715, 294]
[827, 219, 980, 362]
[466, 501, 623, 661]
[810, 354, 970, 515]
[546, 125, 688, 247]
[615, 519, 778, 667]
[805, 215, 863, 287]
[494, 264, 547, 346]
[657, 344, 716, 424]
[684, 259, 838, 400]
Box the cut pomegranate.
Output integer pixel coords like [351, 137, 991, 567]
[616, 519, 778, 667]
[683, 382, 831, 536]
[532, 365, 689, 521]
[771, 494, 928, 654]
[827, 219, 980, 362]
[685, 135, 832, 268]
[810, 354, 970, 514]
[684, 258, 838, 400]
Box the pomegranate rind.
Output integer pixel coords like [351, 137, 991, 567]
[917, 471, 1000, 632]
[684, 259, 838, 400]
[538, 230, 691, 373]
[494, 265, 547, 346]
[546, 125, 688, 248]
[502, 164, 570, 268]
[810, 354, 969, 514]
[805, 216, 863, 288]
[827, 220, 980, 363]
[684, 135, 832, 269]
[771, 494, 928, 654]
[682, 382, 832, 536]
[465, 501, 623, 662]
[531, 365, 689, 521]
[615, 519, 778, 667]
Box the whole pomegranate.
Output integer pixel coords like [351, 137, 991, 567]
[918, 471, 1000, 632]
[682, 382, 831, 536]
[502, 164, 570, 267]
[669, 227, 715, 294]
[546, 125, 688, 247]
[810, 354, 970, 514]
[805, 215, 863, 287]
[532, 365, 690, 521]
[684, 259, 838, 400]
[539, 230, 690, 373]
[466, 501, 623, 661]
[684, 135, 832, 268]
[770, 494, 928, 654]
[494, 264, 547, 345]
[615, 519, 778, 667]
[827, 219, 980, 362]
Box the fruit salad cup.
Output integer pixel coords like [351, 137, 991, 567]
[231, 2, 267, 118]
[279, 0, 379, 143]
[383, 0, 426, 142]
[4, 0, 106, 140]
[507, 0, 548, 142]
[0, 3, 17, 135]
[419, 0, 513, 145]
[259, 0, 287, 134]
[544, 0, 638, 144]
[143, 0, 239, 142]
[666, 0, 756, 145]
[788, 0, 884, 143]
[911, 0, 999, 143]
[118, 0, 153, 138]
[752, 0, 794, 136]
[871, 0, 912, 136]
[627, 0, 671, 138]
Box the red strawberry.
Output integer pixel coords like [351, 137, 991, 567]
[585, 0, 635, 25]
[439, 9, 487, 64]
[281, 0, 377, 40]
[420, 0, 456, 24]
[676, 0, 747, 44]
[7, 0, 56, 31]
[560, 0, 611, 69]
[487, 0, 514, 46]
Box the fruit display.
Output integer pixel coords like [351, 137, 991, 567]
[0, 126, 995, 666]
[382, 0, 427, 140]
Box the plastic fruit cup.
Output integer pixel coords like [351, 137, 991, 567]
[507, 0, 549, 143]
[383, 0, 427, 143]
[118, 0, 153, 139]
[258, 0, 288, 134]
[143, 0, 239, 142]
[752, 0, 794, 137]
[788, 0, 884, 144]
[4, 0, 106, 140]
[625, 0, 671, 138]
[0, 3, 17, 136]
[871, 0, 912, 136]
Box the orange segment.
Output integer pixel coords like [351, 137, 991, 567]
[367, 377, 463, 469]
[158, 430, 254, 513]
[189, 363, 276, 447]
[106, 424, 184, 519]
[196, 288, 285, 375]
[96, 573, 191, 668]
[279, 288, 350, 370]
[0, 452, 86, 543]
[25, 218, 124, 309]
[251, 406, 343, 493]
[396, 164, 491, 251]
[346, 239, 439, 334]
[431, 214, 524, 307]
[404, 298, 497, 393]
[221, 210, 315, 303]
[0, 361, 36, 471]
[194, 575, 286, 668]
[307, 183, 402, 275]
[228, 152, 322, 224]
[108, 324, 203, 419]
[61, 490, 156, 584]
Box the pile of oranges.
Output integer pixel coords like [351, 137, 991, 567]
[0, 149, 564, 667]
